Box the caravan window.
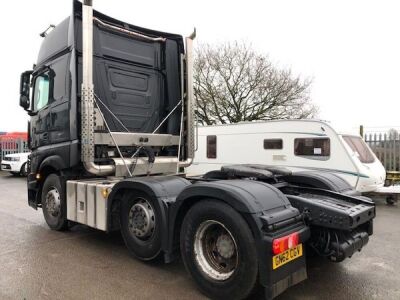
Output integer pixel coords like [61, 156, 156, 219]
[207, 135, 217, 159]
[264, 139, 283, 150]
[342, 136, 375, 163]
[294, 138, 330, 157]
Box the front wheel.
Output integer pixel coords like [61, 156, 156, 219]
[180, 200, 258, 300]
[41, 174, 68, 231]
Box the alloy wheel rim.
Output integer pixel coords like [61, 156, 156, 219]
[45, 188, 61, 217]
[128, 198, 156, 240]
[194, 220, 238, 281]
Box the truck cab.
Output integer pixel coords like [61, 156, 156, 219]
[20, 1, 192, 209]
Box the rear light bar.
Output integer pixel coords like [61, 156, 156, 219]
[272, 232, 299, 255]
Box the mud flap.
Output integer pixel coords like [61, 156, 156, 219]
[266, 267, 307, 299]
[258, 224, 310, 299]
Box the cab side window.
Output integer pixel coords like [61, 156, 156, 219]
[52, 55, 68, 102]
[33, 73, 50, 111]
[32, 55, 69, 112]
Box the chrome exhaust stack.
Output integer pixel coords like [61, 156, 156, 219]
[81, 0, 115, 175]
[179, 30, 196, 168]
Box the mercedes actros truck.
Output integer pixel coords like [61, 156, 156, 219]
[19, 1, 375, 299]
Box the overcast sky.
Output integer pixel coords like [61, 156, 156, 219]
[1, 0, 399, 134]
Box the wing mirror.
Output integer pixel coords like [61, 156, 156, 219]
[19, 70, 32, 111]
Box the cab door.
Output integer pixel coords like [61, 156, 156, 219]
[30, 54, 71, 149]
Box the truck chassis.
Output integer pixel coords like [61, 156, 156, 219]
[40, 164, 374, 299]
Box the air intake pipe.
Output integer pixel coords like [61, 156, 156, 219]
[81, 0, 115, 175]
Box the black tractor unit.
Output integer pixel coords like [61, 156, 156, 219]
[19, 1, 375, 299]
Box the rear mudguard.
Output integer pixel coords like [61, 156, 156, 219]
[170, 179, 310, 295]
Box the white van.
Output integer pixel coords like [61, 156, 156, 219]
[187, 120, 396, 200]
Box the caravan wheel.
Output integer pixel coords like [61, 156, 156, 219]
[386, 196, 396, 205]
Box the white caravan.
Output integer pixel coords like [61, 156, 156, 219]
[188, 120, 394, 197]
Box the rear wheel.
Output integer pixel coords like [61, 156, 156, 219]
[120, 191, 162, 261]
[41, 174, 68, 231]
[180, 200, 258, 300]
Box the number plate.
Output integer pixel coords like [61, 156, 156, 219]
[272, 244, 303, 270]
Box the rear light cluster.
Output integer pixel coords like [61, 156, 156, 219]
[272, 232, 299, 255]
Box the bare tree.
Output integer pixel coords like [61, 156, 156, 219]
[194, 42, 317, 125]
[388, 128, 400, 139]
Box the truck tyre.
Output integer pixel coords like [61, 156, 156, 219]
[41, 174, 68, 231]
[180, 200, 258, 300]
[120, 191, 162, 261]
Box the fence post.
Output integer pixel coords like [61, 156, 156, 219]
[384, 134, 388, 170]
[394, 134, 397, 171]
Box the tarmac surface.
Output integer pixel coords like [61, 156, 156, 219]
[0, 171, 399, 300]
